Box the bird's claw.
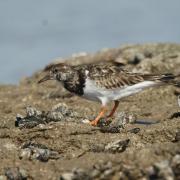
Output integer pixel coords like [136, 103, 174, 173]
[89, 120, 98, 126]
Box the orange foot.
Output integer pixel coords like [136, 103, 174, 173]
[90, 120, 98, 126]
[89, 106, 107, 126]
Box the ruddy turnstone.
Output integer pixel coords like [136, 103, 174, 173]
[38, 62, 180, 126]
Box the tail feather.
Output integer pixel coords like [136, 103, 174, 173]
[174, 81, 180, 87]
[159, 73, 180, 87]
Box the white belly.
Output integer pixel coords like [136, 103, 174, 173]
[83, 78, 159, 106]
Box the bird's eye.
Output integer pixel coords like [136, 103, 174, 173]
[53, 68, 58, 73]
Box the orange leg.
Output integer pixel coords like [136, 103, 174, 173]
[90, 106, 107, 126]
[107, 100, 119, 118]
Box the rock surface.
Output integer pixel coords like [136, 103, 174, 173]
[0, 43, 180, 179]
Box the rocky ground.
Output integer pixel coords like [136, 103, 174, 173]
[0, 43, 180, 180]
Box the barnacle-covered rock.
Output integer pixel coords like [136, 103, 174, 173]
[15, 103, 80, 129]
[105, 139, 130, 153]
[19, 141, 61, 162]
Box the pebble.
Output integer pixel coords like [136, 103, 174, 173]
[171, 155, 180, 177]
[128, 127, 141, 134]
[90, 169, 100, 178]
[174, 131, 180, 142]
[171, 155, 180, 167]
[81, 119, 91, 124]
[0, 176, 6, 180]
[60, 173, 74, 180]
[19, 148, 32, 160]
[178, 95, 180, 107]
[153, 160, 174, 180]
[60, 168, 90, 180]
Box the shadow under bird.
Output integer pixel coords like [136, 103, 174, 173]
[38, 61, 180, 126]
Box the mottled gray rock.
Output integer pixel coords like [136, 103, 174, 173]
[26, 106, 41, 117]
[100, 125, 122, 133]
[4, 167, 28, 180]
[15, 103, 80, 129]
[19, 141, 61, 162]
[114, 112, 137, 126]
[105, 139, 130, 153]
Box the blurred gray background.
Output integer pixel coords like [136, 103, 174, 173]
[0, 0, 180, 84]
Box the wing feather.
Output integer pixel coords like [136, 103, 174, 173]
[87, 63, 169, 89]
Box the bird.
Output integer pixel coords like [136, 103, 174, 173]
[38, 61, 180, 126]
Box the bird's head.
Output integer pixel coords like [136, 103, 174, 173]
[38, 63, 73, 84]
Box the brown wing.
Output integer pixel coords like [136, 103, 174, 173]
[86, 62, 145, 89]
[86, 62, 176, 89]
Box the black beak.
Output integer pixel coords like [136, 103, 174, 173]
[38, 74, 53, 84]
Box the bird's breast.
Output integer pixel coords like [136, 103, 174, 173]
[82, 78, 107, 103]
